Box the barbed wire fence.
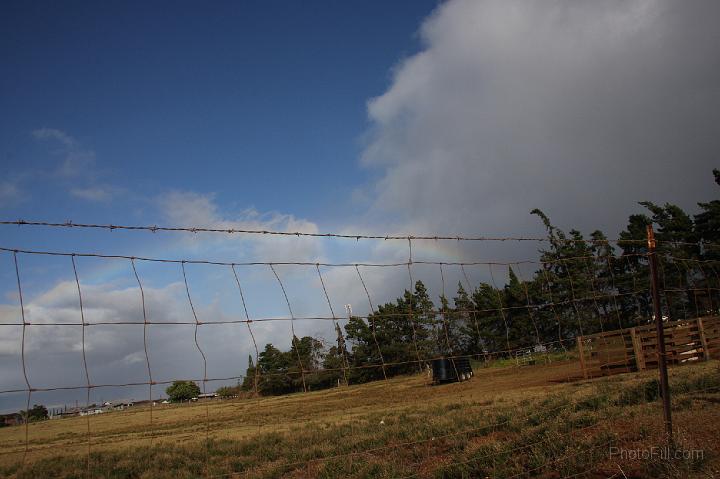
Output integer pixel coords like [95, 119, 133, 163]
[0, 220, 718, 478]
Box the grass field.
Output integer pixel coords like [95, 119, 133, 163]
[1, 358, 719, 478]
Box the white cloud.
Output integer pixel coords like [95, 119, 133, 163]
[0, 181, 22, 207]
[32, 128, 76, 148]
[155, 190, 323, 262]
[8, 0, 720, 413]
[69, 186, 119, 202]
[0, 277, 264, 411]
[32, 127, 98, 181]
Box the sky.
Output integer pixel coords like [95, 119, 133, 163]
[1, 0, 719, 412]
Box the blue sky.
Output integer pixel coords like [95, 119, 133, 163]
[1, 0, 438, 228]
[0, 0, 449, 411]
[1, 0, 719, 411]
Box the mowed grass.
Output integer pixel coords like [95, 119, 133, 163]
[1, 358, 719, 478]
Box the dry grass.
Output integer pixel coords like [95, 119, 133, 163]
[1, 358, 718, 478]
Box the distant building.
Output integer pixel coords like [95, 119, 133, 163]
[79, 408, 105, 416]
[103, 400, 134, 411]
[1, 413, 23, 427]
[58, 407, 84, 418]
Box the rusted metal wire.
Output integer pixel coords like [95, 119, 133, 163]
[231, 264, 260, 396]
[406, 238, 424, 373]
[488, 263, 512, 355]
[438, 263, 460, 380]
[13, 252, 31, 468]
[0, 289, 652, 328]
[0, 338, 574, 396]
[70, 255, 92, 478]
[0, 219, 648, 244]
[354, 265, 388, 380]
[316, 264, 350, 386]
[269, 264, 307, 392]
[130, 258, 154, 445]
[5, 231, 717, 477]
[180, 262, 211, 473]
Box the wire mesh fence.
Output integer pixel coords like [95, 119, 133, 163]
[0, 220, 718, 478]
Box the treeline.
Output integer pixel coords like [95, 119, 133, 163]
[241, 170, 720, 395]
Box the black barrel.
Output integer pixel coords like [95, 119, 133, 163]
[431, 357, 473, 383]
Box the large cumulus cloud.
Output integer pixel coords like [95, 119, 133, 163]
[360, 0, 720, 238]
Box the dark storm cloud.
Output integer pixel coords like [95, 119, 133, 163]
[360, 0, 720, 239]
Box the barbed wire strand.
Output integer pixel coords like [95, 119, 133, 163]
[0, 219, 655, 244]
[0, 245, 652, 268]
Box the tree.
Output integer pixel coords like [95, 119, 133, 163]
[241, 354, 259, 393]
[453, 283, 482, 355]
[166, 380, 201, 402]
[289, 335, 325, 391]
[695, 169, 720, 257]
[229, 170, 720, 396]
[255, 343, 293, 395]
[343, 315, 386, 383]
[22, 404, 48, 422]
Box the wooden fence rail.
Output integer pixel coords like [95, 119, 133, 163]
[577, 315, 720, 379]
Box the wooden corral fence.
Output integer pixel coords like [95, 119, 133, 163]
[577, 316, 720, 379]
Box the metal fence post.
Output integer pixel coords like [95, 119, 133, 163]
[646, 225, 673, 444]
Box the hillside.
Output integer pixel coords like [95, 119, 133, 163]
[1, 358, 718, 478]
